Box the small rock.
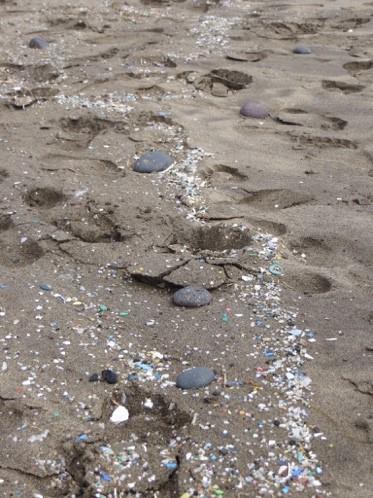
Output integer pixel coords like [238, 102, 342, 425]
[89, 373, 99, 382]
[176, 367, 216, 389]
[110, 405, 129, 424]
[39, 283, 52, 291]
[101, 369, 118, 384]
[293, 45, 312, 55]
[240, 100, 269, 119]
[134, 151, 173, 173]
[173, 286, 212, 308]
[29, 36, 49, 49]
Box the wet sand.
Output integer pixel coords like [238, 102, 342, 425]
[0, 0, 373, 497]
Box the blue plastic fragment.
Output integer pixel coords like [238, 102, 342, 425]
[164, 461, 178, 471]
[127, 373, 139, 382]
[291, 467, 303, 478]
[77, 434, 89, 442]
[282, 486, 290, 494]
[268, 262, 283, 276]
[134, 362, 153, 371]
[100, 471, 112, 482]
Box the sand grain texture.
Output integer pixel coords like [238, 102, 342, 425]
[0, 0, 372, 497]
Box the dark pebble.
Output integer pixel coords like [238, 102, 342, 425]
[134, 151, 173, 173]
[39, 283, 52, 291]
[176, 367, 215, 389]
[101, 369, 118, 384]
[29, 36, 49, 49]
[89, 373, 99, 382]
[173, 286, 212, 308]
[240, 100, 269, 119]
[293, 45, 312, 55]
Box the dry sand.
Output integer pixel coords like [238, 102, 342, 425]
[0, 0, 373, 496]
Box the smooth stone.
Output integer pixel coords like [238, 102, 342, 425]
[134, 151, 173, 173]
[240, 101, 269, 119]
[101, 369, 118, 384]
[29, 36, 49, 49]
[39, 283, 52, 291]
[293, 46, 312, 55]
[176, 367, 216, 390]
[173, 286, 212, 307]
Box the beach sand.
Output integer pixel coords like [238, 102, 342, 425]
[0, 0, 372, 496]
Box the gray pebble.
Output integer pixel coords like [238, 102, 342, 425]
[176, 367, 216, 389]
[173, 286, 212, 308]
[240, 100, 269, 119]
[39, 283, 52, 291]
[293, 46, 312, 55]
[134, 151, 173, 173]
[29, 36, 49, 49]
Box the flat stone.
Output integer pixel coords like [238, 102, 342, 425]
[293, 46, 312, 55]
[173, 286, 212, 307]
[134, 151, 173, 173]
[128, 253, 190, 284]
[240, 101, 269, 119]
[163, 259, 227, 289]
[29, 36, 49, 49]
[176, 367, 216, 389]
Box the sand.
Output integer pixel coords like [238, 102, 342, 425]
[0, 0, 373, 496]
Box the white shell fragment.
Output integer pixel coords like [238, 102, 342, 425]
[110, 405, 129, 424]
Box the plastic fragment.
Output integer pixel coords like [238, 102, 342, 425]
[110, 405, 129, 424]
[77, 434, 89, 442]
[100, 471, 112, 482]
[269, 262, 283, 276]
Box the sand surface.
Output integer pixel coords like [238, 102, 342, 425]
[0, 0, 373, 497]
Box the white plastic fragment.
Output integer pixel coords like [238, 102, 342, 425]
[110, 405, 129, 424]
[144, 398, 154, 409]
[28, 430, 49, 443]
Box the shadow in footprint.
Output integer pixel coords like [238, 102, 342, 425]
[0, 238, 44, 267]
[24, 186, 65, 208]
[239, 189, 313, 210]
[284, 270, 332, 295]
[322, 80, 365, 94]
[176, 222, 252, 252]
[343, 60, 373, 76]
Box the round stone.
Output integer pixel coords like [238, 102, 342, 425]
[176, 367, 216, 390]
[173, 286, 212, 308]
[101, 369, 118, 384]
[134, 151, 173, 173]
[240, 100, 269, 119]
[29, 36, 49, 49]
[293, 45, 312, 55]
